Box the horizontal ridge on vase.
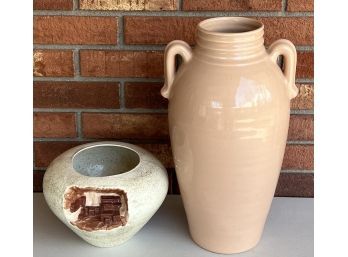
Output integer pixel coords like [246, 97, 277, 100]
[161, 17, 298, 254]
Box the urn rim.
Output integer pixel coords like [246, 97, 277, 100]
[197, 17, 264, 37]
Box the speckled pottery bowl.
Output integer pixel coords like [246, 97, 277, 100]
[43, 141, 168, 247]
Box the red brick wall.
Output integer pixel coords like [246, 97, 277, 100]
[33, 0, 314, 196]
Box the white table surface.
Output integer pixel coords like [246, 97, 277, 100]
[34, 193, 313, 257]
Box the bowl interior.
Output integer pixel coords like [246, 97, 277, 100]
[73, 145, 140, 177]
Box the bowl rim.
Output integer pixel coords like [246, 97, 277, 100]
[71, 143, 141, 178]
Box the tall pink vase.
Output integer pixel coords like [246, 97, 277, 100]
[161, 17, 298, 254]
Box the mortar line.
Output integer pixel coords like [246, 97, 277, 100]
[33, 10, 313, 17]
[33, 108, 314, 115]
[73, 0, 79, 10]
[290, 109, 314, 115]
[33, 137, 313, 145]
[34, 168, 47, 171]
[178, 0, 183, 11]
[117, 16, 124, 46]
[76, 112, 83, 139]
[32, 166, 314, 174]
[34, 44, 313, 51]
[287, 140, 314, 145]
[294, 81, 314, 85]
[33, 77, 164, 82]
[281, 169, 314, 174]
[34, 44, 165, 50]
[33, 76, 312, 84]
[33, 108, 168, 113]
[295, 46, 314, 51]
[33, 138, 170, 144]
[34, 138, 93, 142]
[73, 49, 80, 76]
[295, 78, 314, 83]
[282, 0, 288, 13]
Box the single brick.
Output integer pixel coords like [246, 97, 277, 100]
[80, 0, 177, 10]
[34, 82, 120, 109]
[291, 84, 314, 110]
[124, 16, 313, 45]
[261, 17, 313, 45]
[82, 113, 169, 139]
[288, 115, 314, 141]
[33, 50, 74, 77]
[34, 16, 117, 44]
[275, 173, 314, 197]
[34, 0, 73, 10]
[183, 0, 282, 11]
[282, 144, 313, 170]
[34, 141, 82, 167]
[287, 0, 314, 12]
[124, 16, 201, 45]
[80, 50, 163, 78]
[34, 112, 77, 138]
[125, 82, 168, 109]
[297, 51, 314, 79]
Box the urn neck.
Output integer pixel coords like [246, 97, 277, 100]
[195, 17, 266, 61]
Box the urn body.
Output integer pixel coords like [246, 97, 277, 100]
[161, 17, 298, 254]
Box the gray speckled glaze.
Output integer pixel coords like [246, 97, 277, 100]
[43, 141, 169, 247]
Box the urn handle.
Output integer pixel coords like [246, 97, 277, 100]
[268, 39, 299, 99]
[161, 40, 192, 99]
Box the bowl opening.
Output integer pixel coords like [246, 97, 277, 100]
[72, 145, 140, 177]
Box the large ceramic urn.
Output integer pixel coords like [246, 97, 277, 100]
[161, 17, 298, 254]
